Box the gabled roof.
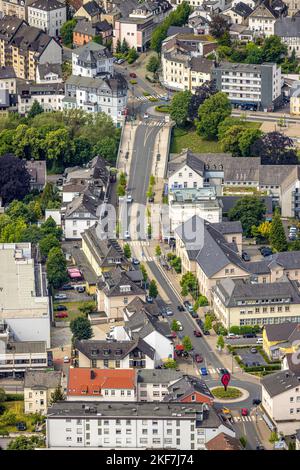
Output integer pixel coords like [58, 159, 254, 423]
[164, 375, 214, 402]
[98, 267, 145, 297]
[67, 368, 135, 396]
[231, 1, 253, 17]
[249, 2, 278, 19]
[206, 432, 242, 450]
[0, 65, 16, 79]
[275, 16, 300, 37]
[124, 297, 171, 340]
[261, 369, 300, 397]
[137, 368, 183, 384]
[81, 0, 103, 17]
[37, 63, 62, 79]
[64, 192, 99, 219]
[81, 224, 127, 268]
[264, 323, 300, 342]
[29, 0, 65, 11]
[247, 251, 300, 275]
[73, 41, 112, 62]
[75, 337, 155, 360]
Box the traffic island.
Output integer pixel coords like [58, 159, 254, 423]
[210, 386, 249, 403]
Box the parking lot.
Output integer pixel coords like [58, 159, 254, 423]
[235, 347, 267, 367]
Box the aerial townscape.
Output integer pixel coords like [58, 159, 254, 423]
[1, 0, 300, 457]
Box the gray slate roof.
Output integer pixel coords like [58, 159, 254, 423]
[24, 370, 61, 389]
[275, 16, 300, 37]
[264, 323, 300, 342]
[137, 368, 183, 384]
[247, 251, 300, 275]
[75, 337, 155, 360]
[231, 1, 253, 17]
[262, 369, 300, 398]
[98, 267, 145, 298]
[164, 375, 214, 402]
[29, 0, 65, 11]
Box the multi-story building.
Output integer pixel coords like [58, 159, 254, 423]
[46, 401, 235, 449]
[0, 0, 27, 21]
[274, 16, 300, 58]
[248, 2, 279, 37]
[212, 277, 300, 329]
[63, 192, 99, 239]
[74, 338, 156, 369]
[212, 61, 282, 111]
[0, 65, 17, 94]
[27, 0, 67, 37]
[0, 16, 62, 80]
[73, 18, 113, 47]
[74, 0, 103, 23]
[17, 81, 65, 114]
[113, 15, 155, 52]
[223, 1, 253, 25]
[262, 323, 300, 360]
[24, 370, 62, 414]
[36, 63, 62, 83]
[67, 368, 136, 401]
[25, 159, 47, 191]
[71, 42, 114, 78]
[0, 243, 51, 347]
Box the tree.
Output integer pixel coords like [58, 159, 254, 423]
[0, 154, 31, 204]
[262, 35, 287, 63]
[220, 125, 262, 157]
[165, 359, 177, 369]
[46, 247, 68, 288]
[78, 302, 96, 316]
[229, 196, 266, 237]
[180, 272, 198, 299]
[239, 436, 247, 449]
[204, 315, 213, 331]
[93, 136, 117, 164]
[121, 38, 129, 54]
[220, 125, 245, 155]
[251, 221, 272, 240]
[44, 128, 73, 166]
[60, 19, 77, 47]
[269, 208, 287, 252]
[188, 80, 217, 121]
[140, 264, 148, 283]
[197, 92, 231, 140]
[170, 91, 192, 127]
[39, 234, 60, 258]
[171, 320, 180, 332]
[218, 31, 232, 47]
[49, 386, 65, 405]
[250, 132, 298, 165]
[7, 435, 45, 450]
[182, 335, 193, 351]
[209, 14, 230, 39]
[238, 128, 262, 157]
[194, 295, 209, 309]
[217, 335, 225, 351]
[70, 316, 93, 341]
[0, 388, 6, 403]
[149, 279, 158, 298]
[147, 55, 160, 73]
[127, 47, 138, 64]
[28, 100, 44, 119]
[155, 245, 161, 257]
[123, 243, 131, 259]
[245, 42, 264, 64]
[116, 39, 122, 53]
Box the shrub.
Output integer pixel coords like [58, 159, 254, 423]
[5, 393, 24, 402]
[148, 97, 159, 102]
[211, 387, 242, 399]
[130, 79, 137, 85]
[155, 105, 170, 113]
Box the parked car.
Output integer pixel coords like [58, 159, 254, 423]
[256, 338, 263, 344]
[143, 112, 149, 119]
[243, 333, 257, 338]
[16, 422, 27, 431]
[132, 258, 140, 265]
[193, 330, 202, 337]
[196, 319, 204, 328]
[148, 195, 155, 203]
[177, 305, 184, 311]
[226, 333, 239, 339]
[190, 311, 198, 318]
[241, 408, 249, 416]
[63, 356, 70, 363]
[61, 284, 73, 291]
[54, 293, 67, 300]
[203, 330, 210, 336]
[200, 367, 208, 376]
[126, 194, 133, 203]
[170, 332, 177, 339]
[124, 230, 130, 239]
[176, 321, 183, 331]
[221, 407, 232, 415]
[183, 300, 191, 308]
[54, 305, 67, 311]
[194, 354, 203, 363]
[166, 307, 173, 316]
[252, 398, 261, 406]
[219, 368, 229, 375]
[259, 246, 273, 257]
[129, 72, 137, 78]
[55, 312, 68, 318]
[117, 58, 125, 64]
[75, 286, 85, 293]
[146, 296, 153, 303]
[242, 251, 250, 261]
[250, 347, 258, 353]
[56, 177, 63, 186]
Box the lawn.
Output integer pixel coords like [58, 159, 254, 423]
[170, 121, 262, 155]
[211, 387, 242, 399]
[0, 401, 43, 434]
[53, 300, 96, 322]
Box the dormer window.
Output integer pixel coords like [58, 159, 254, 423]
[120, 285, 131, 293]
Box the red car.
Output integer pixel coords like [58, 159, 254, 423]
[193, 330, 202, 337]
[241, 408, 249, 416]
[55, 312, 68, 318]
[129, 72, 137, 78]
[194, 354, 203, 363]
[170, 332, 177, 339]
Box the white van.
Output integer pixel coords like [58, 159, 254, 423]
[256, 338, 263, 344]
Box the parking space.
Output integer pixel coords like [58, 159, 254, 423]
[235, 348, 267, 367]
[225, 337, 261, 346]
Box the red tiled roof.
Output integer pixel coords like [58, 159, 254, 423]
[67, 368, 135, 396]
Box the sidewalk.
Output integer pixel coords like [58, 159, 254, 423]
[117, 122, 138, 175]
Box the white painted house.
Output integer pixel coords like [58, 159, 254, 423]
[28, 0, 67, 38]
[72, 42, 114, 78]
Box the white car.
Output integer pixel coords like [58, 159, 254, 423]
[176, 321, 183, 331]
[54, 293, 67, 300]
[63, 356, 70, 363]
[256, 338, 263, 344]
[124, 231, 130, 239]
[143, 113, 149, 119]
[127, 194, 133, 203]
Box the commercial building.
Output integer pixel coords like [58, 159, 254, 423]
[212, 61, 282, 111]
[212, 277, 300, 329]
[0, 243, 51, 347]
[113, 15, 155, 52]
[24, 370, 62, 414]
[27, 0, 67, 37]
[46, 401, 235, 449]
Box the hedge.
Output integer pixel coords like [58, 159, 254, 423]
[5, 393, 24, 402]
[155, 105, 170, 113]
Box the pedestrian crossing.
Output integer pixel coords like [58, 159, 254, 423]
[232, 416, 262, 423]
[137, 120, 165, 127]
[128, 240, 155, 262]
[136, 94, 167, 102]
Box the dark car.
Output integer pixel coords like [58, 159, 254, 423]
[146, 296, 153, 303]
[242, 251, 250, 261]
[183, 300, 191, 308]
[61, 284, 73, 290]
[219, 368, 229, 375]
[243, 333, 257, 338]
[148, 196, 155, 203]
[132, 258, 140, 265]
[194, 354, 203, 363]
[190, 311, 198, 318]
[259, 246, 273, 257]
[203, 330, 210, 336]
[54, 305, 67, 311]
[16, 422, 27, 431]
[194, 330, 202, 337]
[129, 72, 137, 78]
[252, 398, 261, 406]
[56, 177, 63, 186]
[177, 305, 184, 312]
[55, 312, 68, 318]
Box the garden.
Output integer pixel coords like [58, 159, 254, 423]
[211, 387, 242, 400]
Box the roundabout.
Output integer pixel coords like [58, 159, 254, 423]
[210, 386, 250, 403]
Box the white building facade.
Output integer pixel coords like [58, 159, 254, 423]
[28, 0, 67, 37]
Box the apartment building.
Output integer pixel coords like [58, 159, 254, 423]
[63, 192, 99, 239]
[27, 0, 67, 37]
[113, 15, 155, 52]
[74, 338, 156, 369]
[17, 81, 65, 114]
[248, 2, 279, 37]
[24, 370, 62, 414]
[0, 0, 27, 21]
[71, 41, 114, 78]
[0, 16, 62, 80]
[46, 401, 235, 449]
[73, 18, 113, 47]
[261, 369, 300, 435]
[212, 61, 282, 111]
[67, 368, 136, 401]
[212, 277, 300, 329]
[0, 243, 51, 347]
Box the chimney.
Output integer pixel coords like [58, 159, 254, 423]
[90, 369, 96, 380]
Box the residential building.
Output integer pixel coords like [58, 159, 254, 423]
[63, 73, 128, 124]
[205, 432, 243, 450]
[0, 65, 17, 94]
[96, 268, 146, 319]
[212, 277, 300, 329]
[262, 323, 300, 360]
[113, 15, 155, 52]
[0, 16, 62, 80]
[223, 2, 253, 25]
[0, 243, 51, 347]
[261, 369, 300, 435]
[248, 2, 279, 37]
[0, 0, 27, 20]
[25, 160, 47, 191]
[73, 18, 113, 47]
[36, 62, 62, 83]
[74, 338, 156, 369]
[46, 401, 235, 449]
[27, 0, 67, 37]
[74, 0, 103, 23]
[64, 155, 110, 194]
[63, 192, 99, 239]
[284, 0, 300, 16]
[24, 370, 62, 414]
[212, 61, 282, 111]
[71, 42, 114, 78]
[246, 251, 300, 284]
[67, 368, 136, 401]
[274, 16, 300, 58]
[81, 224, 127, 276]
[290, 83, 300, 116]
[17, 81, 65, 114]
[163, 374, 214, 404]
[136, 368, 183, 401]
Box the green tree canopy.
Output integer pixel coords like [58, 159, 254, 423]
[39, 234, 61, 258]
[7, 435, 45, 450]
[70, 316, 93, 341]
[147, 55, 160, 73]
[149, 279, 158, 298]
[197, 92, 231, 140]
[46, 247, 68, 288]
[123, 243, 131, 259]
[28, 100, 44, 119]
[60, 19, 77, 47]
[180, 272, 198, 299]
[170, 90, 192, 127]
[182, 336, 193, 351]
[269, 208, 287, 252]
[229, 196, 266, 237]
